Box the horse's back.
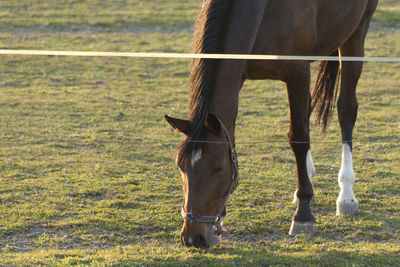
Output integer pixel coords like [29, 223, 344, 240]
[257, 0, 374, 54]
[245, 0, 377, 80]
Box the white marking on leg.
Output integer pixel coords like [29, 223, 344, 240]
[187, 236, 193, 246]
[293, 150, 315, 204]
[191, 149, 202, 167]
[337, 143, 358, 215]
[306, 150, 316, 180]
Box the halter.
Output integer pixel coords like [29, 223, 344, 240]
[180, 116, 239, 231]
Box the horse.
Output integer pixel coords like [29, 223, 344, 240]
[165, 0, 378, 248]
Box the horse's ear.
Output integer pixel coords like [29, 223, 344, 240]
[165, 115, 190, 136]
[206, 112, 222, 135]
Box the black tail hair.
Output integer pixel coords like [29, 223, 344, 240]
[311, 50, 341, 132]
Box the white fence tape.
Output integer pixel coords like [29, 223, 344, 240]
[1, 49, 400, 62]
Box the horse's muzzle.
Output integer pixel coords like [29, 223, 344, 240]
[180, 223, 220, 248]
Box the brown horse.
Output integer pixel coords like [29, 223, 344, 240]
[166, 0, 378, 248]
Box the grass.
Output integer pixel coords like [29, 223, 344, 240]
[0, 0, 399, 265]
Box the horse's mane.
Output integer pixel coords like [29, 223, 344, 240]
[178, 0, 232, 165]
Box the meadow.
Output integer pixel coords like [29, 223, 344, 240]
[0, 0, 399, 265]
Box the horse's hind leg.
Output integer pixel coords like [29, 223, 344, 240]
[336, 51, 361, 216]
[285, 64, 315, 235]
[336, 10, 374, 215]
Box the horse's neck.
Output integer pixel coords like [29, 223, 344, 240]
[207, 1, 268, 137]
[208, 67, 243, 143]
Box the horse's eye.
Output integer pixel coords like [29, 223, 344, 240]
[214, 167, 223, 173]
[213, 162, 225, 173]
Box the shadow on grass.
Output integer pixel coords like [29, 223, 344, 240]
[127, 243, 400, 266]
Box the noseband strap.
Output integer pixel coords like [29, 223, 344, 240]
[181, 209, 221, 223]
[181, 116, 239, 225]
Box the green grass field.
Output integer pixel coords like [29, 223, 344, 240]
[0, 0, 399, 265]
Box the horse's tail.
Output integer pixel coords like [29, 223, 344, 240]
[311, 50, 341, 132]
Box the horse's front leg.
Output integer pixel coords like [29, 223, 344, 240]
[293, 149, 316, 205]
[285, 65, 316, 235]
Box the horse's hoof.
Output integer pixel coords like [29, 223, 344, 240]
[289, 221, 315, 236]
[336, 199, 358, 215]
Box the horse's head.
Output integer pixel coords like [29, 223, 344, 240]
[165, 113, 238, 248]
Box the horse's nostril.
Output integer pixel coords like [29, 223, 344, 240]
[193, 235, 207, 248]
